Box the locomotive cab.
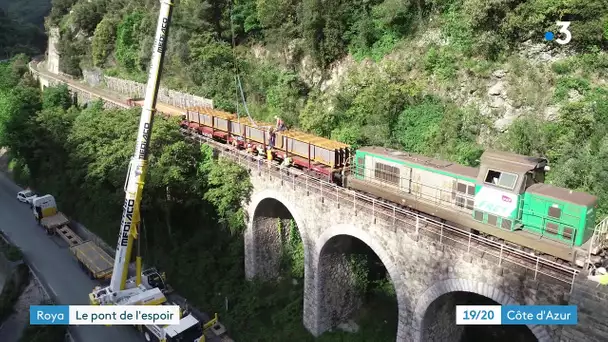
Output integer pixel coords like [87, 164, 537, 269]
[472, 150, 548, 231]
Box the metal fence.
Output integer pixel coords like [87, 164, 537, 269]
[183, 129, 581, 292]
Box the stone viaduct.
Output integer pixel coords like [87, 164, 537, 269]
[27, 54, 608, 341]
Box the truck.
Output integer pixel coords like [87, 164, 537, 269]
[32, 194, 69, 235]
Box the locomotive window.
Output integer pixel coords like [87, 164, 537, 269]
[374, 162, 400, 185]
[548, 206, 562, 219]
[563, 227, 574, 240]
[484, 169, 517, 190]
[356, 157, 365, 177]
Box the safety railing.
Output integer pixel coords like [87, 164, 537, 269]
[183, 129, 581, 292]
[587, 216, 608, 268]
[28, 63, 583, 292]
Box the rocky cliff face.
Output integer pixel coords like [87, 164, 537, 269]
[252, 29, 600, 136]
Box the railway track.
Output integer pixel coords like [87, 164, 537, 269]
[28, 62, 583, 292]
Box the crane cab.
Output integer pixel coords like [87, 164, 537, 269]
[142, 268, 168, 291]
[472, 150, 548, 231]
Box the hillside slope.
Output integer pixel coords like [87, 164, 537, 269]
[51, 0, 608, 218]
[0, 0, 50, 58]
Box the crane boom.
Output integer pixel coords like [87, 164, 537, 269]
[110, 0, 173, 293]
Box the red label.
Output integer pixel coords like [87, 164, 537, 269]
[502, 195, 512, 203]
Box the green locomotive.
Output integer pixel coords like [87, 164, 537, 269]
[345, 146, 598, 265]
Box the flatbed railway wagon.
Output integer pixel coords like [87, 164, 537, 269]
[181, 106, 351, 183]
[345, 146, 599, 266]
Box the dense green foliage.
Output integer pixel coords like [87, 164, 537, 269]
[0, 0, 49, 58]
[51, 1, 607, 216]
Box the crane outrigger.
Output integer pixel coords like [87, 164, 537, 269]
[88, 1, 217, 341]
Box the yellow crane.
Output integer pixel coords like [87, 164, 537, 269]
[88, 1, 209, 341]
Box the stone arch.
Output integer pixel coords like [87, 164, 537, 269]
[413, 279, 552, 342]
[312, 224, 408, 340]
[244, 188, 311, 280]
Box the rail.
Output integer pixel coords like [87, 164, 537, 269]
[27, 60, 582, 293]
[183, 129, 581, 292]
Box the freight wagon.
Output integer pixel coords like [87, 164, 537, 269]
[181, 107, 351, 182]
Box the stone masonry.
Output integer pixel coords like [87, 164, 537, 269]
[241, 163, 600, 342]
[29, 58, 608, 342]
[561, 278, 608, 342]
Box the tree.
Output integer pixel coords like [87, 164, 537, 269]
[198, 145, 252, 235]
[48, 0, 78, 25]
[115, 11, 145, 73]
[42, 85, 74, 110]
[72, 0, 107, 36]
[92, 17, 118, 67]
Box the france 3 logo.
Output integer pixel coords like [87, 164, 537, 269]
[544, 13, 582, 46]
[544, 21, 572, 45]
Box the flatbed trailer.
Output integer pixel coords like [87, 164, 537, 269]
[70, 240, 114, 280]
[39, 212, 69, 235]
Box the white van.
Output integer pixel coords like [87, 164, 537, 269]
[32, 195, 58, 220]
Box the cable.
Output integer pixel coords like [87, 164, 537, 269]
[229, 0, 258, 127]
[230, 0, 240, 122]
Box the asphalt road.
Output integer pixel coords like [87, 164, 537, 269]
[0, 172, 142, 342]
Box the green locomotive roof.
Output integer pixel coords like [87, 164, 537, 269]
[357, 146, 478, 179]
[527, 183, 597, 207]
